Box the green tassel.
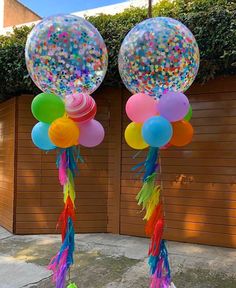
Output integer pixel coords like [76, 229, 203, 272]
[136, 172, 157, 207]
[67, 283, 78, 288]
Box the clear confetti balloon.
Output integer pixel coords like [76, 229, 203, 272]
[25, 14, 108, 97]
[118, 17, 200, 97]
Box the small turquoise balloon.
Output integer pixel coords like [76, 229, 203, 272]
[142, 116, 173, 147]
[31, 122, 56, 151]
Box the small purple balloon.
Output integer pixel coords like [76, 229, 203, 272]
[159, 91, 190, 122]
[79, 119, 105, 147]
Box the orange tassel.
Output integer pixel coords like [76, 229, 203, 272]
[145, 204, 163, 237]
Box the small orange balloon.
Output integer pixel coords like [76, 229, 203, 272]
[170, 120, 194, 147]
[49, 117, 79, 148]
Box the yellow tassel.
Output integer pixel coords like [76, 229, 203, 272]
[143, 185, 160, 220]
[64, 169, 75, 205]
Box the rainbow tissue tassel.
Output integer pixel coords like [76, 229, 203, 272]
[134, 147, 172, 288]
[48, 147, 82, 288]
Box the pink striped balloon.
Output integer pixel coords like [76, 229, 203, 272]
[65, 93, 97, 123]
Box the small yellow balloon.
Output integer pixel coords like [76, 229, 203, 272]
[49, 117, 79, 148]
[125, 122, 149, 150]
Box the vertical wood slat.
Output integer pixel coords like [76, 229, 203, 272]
[107, 87, 122, 233]
[0, 98, 16, 232]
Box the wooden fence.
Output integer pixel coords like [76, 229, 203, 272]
[0, 77, 235, 248]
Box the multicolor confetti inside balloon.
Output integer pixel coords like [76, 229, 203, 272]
[25, 14, 108, 97]
[118, 17, 200, 97]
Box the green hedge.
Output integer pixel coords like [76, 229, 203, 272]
[0, 0, 236, 101]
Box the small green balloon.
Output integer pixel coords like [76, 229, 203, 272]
[67, 283, 78, 288]
[184, 105, 192, 121]
[31, 93, 65, 123]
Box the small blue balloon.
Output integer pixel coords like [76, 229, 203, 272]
[142, 116, 173, 147]
[31, 122, 56, 151]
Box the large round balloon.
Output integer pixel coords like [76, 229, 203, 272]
[125, 122, 148, 150]
[49, 117, 79, 148]
[170, 120, 194, 146]
[159, 91, 190, 122]
[118, 17, 199, 97]
[142, 116, 173, 147]
[65, 93, 96, 123]
[31, 93, 65, 123]
[25, 14, 108, 97]
[126, 93, 158, 123]
[31, 122, 56, 151]
[79, 119, 105, 147]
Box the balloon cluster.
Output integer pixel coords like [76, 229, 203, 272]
[124, 92, 193, 150]
[27, 14, 107, 151]
[31, 92, 105, 150]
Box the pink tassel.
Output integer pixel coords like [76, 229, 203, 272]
[59, 151, 68, 186]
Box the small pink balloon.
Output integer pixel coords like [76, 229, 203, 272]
[126, 93, 158, 123]
[78, 119, 105, 147]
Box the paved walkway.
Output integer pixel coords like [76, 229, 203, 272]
[0, 227, 235, 288]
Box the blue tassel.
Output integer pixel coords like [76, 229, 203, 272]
[56, 217, 75, 268]
[148, 240, 171, 280]
[161, 241, 171, 280]
[132, 147, 159, 181]
[56, 147, 84, 178]
[66, 217, 75, 268]
[143, 147, 159, 181]
[67, 148, 78, 177]
[148, 255, 159, 275]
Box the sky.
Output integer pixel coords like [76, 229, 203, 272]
[19, 0, 128, 17]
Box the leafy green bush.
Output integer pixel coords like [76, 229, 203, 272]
[0, 0, 236, 100]
[0, 26, 39, 100]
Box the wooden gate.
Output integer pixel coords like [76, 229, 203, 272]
[0, 77, 235, 248]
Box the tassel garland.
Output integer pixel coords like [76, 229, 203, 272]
[49, 148, 80, 288]
[135, 147, 172, 288]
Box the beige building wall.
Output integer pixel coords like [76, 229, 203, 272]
[3, 0, 41, 28]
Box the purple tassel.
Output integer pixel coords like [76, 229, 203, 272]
[48, 248, 69, 288]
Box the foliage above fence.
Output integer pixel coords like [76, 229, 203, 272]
[0, 0, 236, 101]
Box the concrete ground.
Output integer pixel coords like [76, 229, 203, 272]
[0, 227, 235, 288]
